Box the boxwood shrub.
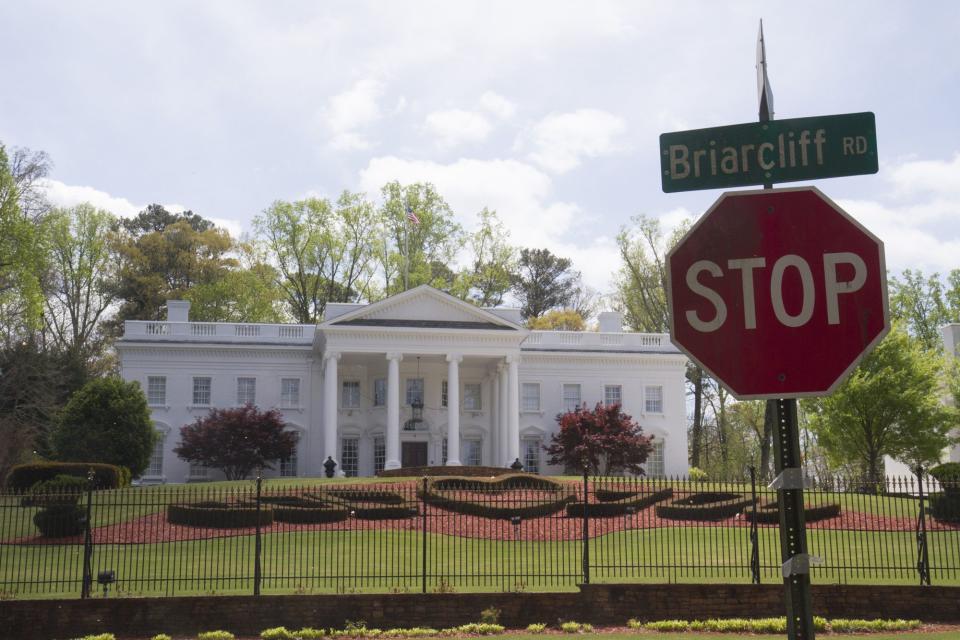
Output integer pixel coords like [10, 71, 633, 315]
[655, 492, 754, 521]
[743, 499, 841, 524]
[167, 501, 274, 528]
[419, 475, 575, 519]
[566, 488, 674, 517]
[307, 491, 418, 520]
[929, 463, 960, 523]
[5, 461, 128, 491]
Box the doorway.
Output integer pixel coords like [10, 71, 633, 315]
[401, 441, 428, 468]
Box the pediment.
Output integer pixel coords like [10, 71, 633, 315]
[322, 285, 521, 331]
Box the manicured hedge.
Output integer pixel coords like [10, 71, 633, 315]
[33, 505, 86, 537]
[307, 491, 418, 520]
[655, 492, 754, 521]
[20, 474, 86, 508]
[377, 465, 517, 478]
[245, 496, 351, 524]
[742, 499, 841, 524]
[565, 488, 674, 518]
[594, 488, 639, 502]
[5, 462, 129, 491]
[420, 475, 575, 519]
[167, 501, 274, 528]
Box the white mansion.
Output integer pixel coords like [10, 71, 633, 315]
[117, 286, 689, 481]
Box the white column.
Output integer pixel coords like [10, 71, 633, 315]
[507, 354, 521, 465]
[445, 354, 462, 466]
[498, 364, 509, 466]
[490, 371, 499, 470]
[385, 352, 403, 470]
[323, 352, 341, 472]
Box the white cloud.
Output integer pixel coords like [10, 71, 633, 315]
[320, 78, 384, 150]
[479, 91, 516, 119]
[888, 153, 960, 198]
[42, 179, 142, 218]
[525, 108, 627, 173]
[423, 109, 493, 149]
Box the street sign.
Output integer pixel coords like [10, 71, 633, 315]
[666, 186, 889, 399]
[660, 112, 878, 193]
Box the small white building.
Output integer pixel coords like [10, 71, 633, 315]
[116, 285, 688, 481]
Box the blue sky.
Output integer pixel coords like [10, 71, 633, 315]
[2, 1, 959, 294]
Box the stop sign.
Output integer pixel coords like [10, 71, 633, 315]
[666, 186, 889, 399]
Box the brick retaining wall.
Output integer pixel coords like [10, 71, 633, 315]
[2, 584, 957, 640]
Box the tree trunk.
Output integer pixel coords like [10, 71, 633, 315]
[690, 367, 704, 468]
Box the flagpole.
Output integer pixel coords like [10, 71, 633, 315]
[403, 200, 410, 291]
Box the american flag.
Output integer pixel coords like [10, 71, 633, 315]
[405, 204, 420, 225]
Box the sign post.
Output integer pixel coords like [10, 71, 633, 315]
[661, 22, 889, 640]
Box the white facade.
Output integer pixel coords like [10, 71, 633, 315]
[117, 286, 688, 481]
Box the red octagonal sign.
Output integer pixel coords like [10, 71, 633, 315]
[666, 187, 889, 399]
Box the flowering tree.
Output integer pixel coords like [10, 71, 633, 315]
[174, 405, 297, 480]
[544, 403, 654, 475]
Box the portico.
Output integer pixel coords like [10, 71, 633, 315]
[318, 286, 527, 475]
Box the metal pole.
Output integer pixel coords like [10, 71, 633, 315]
[582, 468, 590, 584]
[915, 467, 931, 586]
[421, 477, 428, 593]
[80, 469, 94, 599]
[772, 399, 815, 640]
[749, 466, 761, 584]
[253, 472, 262, 596]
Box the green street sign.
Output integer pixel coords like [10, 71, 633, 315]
[660, 112, 877, 193]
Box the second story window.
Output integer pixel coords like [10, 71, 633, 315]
[373, 378, 386, 407]
[562, 383, 581, 413]
[342, 381, 361, 409]
[463, 383, 482, 411]
[645, 385, 664, 413]
[281, 378, 300, 408]
[604, 384, 622, 407]
[237, 377, 256, 405]
[522, 383, 541, 412]
[406, 378, 424, 406]
[147, 376, 166, 406]
[441, 380, 448, 408]
[192, 376, 211, 406]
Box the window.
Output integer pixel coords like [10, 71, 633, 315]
[645, 385, 664, 413]
[646, 439, 665, 477]
[146, 433, 165, 477]
[441, 438, 448, 465]
[463, 383, 482, 411]
[192, 376, 211, 406]
[562, 384, 581, 413]
[147, 376, 166, 406]
[374, 378, 386, 407]
[522, 383, 541, 412]
[188, 462, 209, 480]
[441, 380, 448, 408]
[279, 449, 298, 477]
[523, 438, 542, 474]
[406, 378, 424, 406]
[281, 378, 300, 408]
[462, 439, 482, 466]
[237, 377, 256, 405]
[341, 438, 359, 477]
[373, 436, 386, 473]
[342, 381, 361, 409]
[604, 384, 622, 407]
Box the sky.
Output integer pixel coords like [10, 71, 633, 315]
[2, 1, 959, 297]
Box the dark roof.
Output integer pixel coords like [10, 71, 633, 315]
[333, 319, 515, 330]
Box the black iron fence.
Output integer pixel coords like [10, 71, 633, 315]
[0, 472, 957, 599]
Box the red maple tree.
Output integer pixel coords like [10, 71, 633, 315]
[544, 403, 654, 475]
[174, 405, 298, 480]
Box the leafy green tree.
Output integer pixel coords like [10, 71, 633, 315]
[889, 268, 960, 351]
[527, 308, 586, 331]
[377, 181, 464, 296]
[467, 208, 517, 307]
[805, 326, 958, 482]
[110, 210, 236, 328]
[511, 248, 579, 320]
[49, 377, 156, 477]
[254, 192, 379, 322]
[0, 145, 47, 329]
[43, 204, 119, 357]
[121, 203, 214, 235]
[174, 405, 298, 480]
[183, 243, 286, 323]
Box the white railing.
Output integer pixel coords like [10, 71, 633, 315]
[123, 321, 316, 344]
[523, 331, 673, 352]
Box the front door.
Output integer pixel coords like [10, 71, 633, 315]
[401, 442, 428, 468]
